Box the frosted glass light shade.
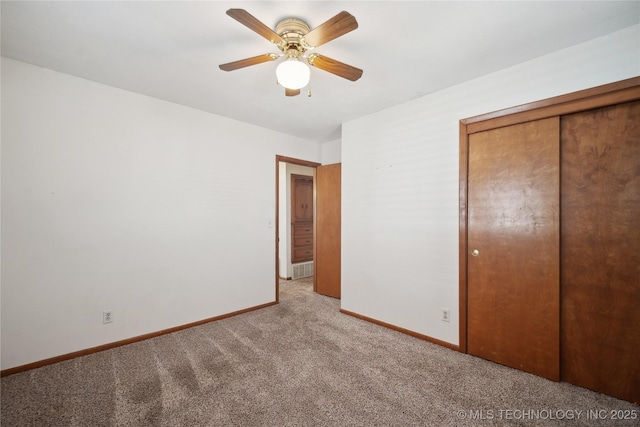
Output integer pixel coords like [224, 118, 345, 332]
[276, 58, 310, 90]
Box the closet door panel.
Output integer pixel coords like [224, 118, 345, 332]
[561, 100, 640, 403]
[467, 117, 560, 381]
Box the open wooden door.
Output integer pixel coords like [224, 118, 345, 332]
[314, 163, 341, 298]
[467, 118, 560, 381]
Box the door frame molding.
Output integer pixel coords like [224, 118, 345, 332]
[458, 76, 640, 353]
[275, 155, 321, 303]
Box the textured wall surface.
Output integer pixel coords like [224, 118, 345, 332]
[1, 58, 320, 370]
[341, 25, 640, 346]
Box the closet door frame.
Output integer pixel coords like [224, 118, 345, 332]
[458, 76, 640, 353]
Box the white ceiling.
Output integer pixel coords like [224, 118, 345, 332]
[2, 1, 639, 143]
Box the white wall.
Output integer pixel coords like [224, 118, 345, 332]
[341, 24, 640, 346]
[1, 58, 321, 370]
[321, 138, 342, 165]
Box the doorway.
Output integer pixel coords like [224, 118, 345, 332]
[275, 156, 320, 302]
[275, 156, 342, 301]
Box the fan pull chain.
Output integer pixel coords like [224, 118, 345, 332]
[307, 81, 312, 97]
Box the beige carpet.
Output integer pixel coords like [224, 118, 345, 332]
[2, 277, 638, 426]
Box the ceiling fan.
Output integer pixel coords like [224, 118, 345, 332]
[219, 9, 363, 97]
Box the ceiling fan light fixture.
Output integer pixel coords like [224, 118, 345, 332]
[276, 57, 310, 90]
[220, 9, 361, 96]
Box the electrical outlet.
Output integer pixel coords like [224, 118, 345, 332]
[441, 308, 450, 322]
[103, 310, 113, 324]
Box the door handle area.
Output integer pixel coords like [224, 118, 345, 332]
[471, 249, 480, 257]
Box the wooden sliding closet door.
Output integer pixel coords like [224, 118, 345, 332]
[561, 100, 640, 403]
[467, 117, 560, 381]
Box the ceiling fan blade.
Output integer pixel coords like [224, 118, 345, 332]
[226, 9, 284, 44]
[285, 88, 301, 97]
[304, 11, 358, 47]
[307, 54, 363, 81]
[219, 54, 278, 72]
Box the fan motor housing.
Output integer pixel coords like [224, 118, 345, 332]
[275, 18, 311, 56]
[275, 18, 310, 37]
